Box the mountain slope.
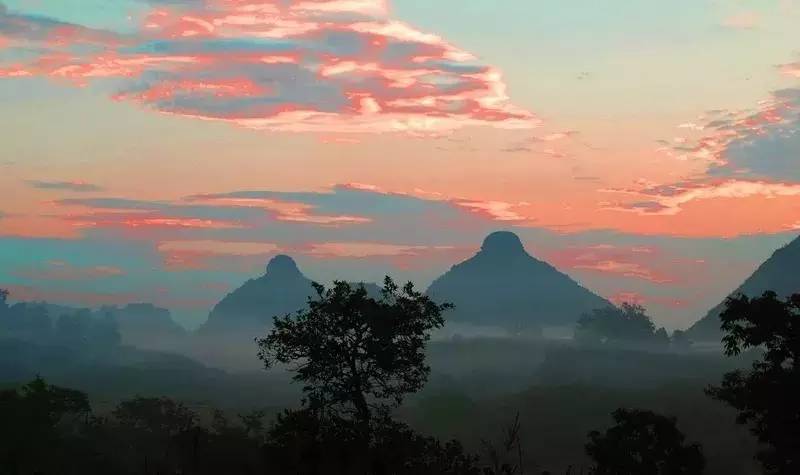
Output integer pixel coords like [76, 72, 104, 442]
[426, 231, 612, 329]
[199, 255, 381, 335]
[200, 255, 316, 334]
[687, 234, 800, 341]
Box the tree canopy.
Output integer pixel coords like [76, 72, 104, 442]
[0, 377, 91, 474]
[706, 291, 800, 473]
[575, 303, 669, 347]
[257, 277, 451, 430]
[586, 408, 705, 475]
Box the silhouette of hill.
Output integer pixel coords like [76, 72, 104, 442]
[426, 231, 612, 329]
[687, 234, 800, 341]
[199, 255, 381, 335]
[0, 298, 185, 351]
[101, 303, 187, 349]
[200, 255, 315, 335]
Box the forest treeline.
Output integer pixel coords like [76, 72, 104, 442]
[1, 284, 798, 474]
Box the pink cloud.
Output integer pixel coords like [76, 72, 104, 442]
[659, 88, 796, 167]
[778, 62, 800, 79]
[546, 245, 677, 284]
[157, 240, 281, 271]
[63, 211, 245, 230]
[452, 199, 527, 222]
[13, 261, 125, 281]
[188, 195, 372, 225]
[603, 179, 800, 216]
[3, 285, 140, 307]
[0, 0, 537, 135]
[339, 182, 531, 224]
[302, 241, 455, 258]
[721, 11, 760, 30]
[609, 291, 690, 309]
[154, 238, 464, 272]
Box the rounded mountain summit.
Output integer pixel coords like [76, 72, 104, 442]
[200, 255, 381, 335]
[200, 254, 315, 334]
[200, 232, 612, 334]
[426, 231, 611, 329]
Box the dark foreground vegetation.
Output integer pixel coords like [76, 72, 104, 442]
[1, 285, 799, 474]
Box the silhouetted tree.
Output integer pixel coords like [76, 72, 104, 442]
[265, 409, 484, 475]
[0, 377, 91, 474]
[575, 303, 668, 347]
[111, 396, 199, 474]
[0, 288, 8, 312]
[706, 291, 800, 474]
[585, 408, 705, 475]
[0, 290, 53, 341]
[257, 277, 451, 435]
[113, 396, 198, 438]
[480, 412, 525, 475]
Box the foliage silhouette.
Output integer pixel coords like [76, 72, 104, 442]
[585, 408, 705, 475]
[0, 376, 93, 474]
[706, 291, 800, 474]
[575, 303, 671, 348]
[257, 277, 451, 432]
[480, 412, 525, 475]
[265, 408, 486, 475]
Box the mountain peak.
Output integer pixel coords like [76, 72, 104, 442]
[426, 231, 611, 328]
[266, 254, 302, 277]
[481, 231, 526, 256]
[202, 254, 313, 333]
[687, 233, 800, 340]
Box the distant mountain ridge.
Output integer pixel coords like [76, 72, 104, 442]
[200, 232, 612, 334]
[426, 231, 612, 329]
[200, 255, 315, 334]
[0, 297, 184, 350]
[687, 234, 800, 341]
[199, 255, 381, 334]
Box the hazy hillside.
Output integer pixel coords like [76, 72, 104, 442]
[427, 232, 612, 330]
[200, 255, 316, 335]
[688, 234, 800, 341]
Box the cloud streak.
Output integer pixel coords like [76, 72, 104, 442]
[546, 245, 679, 284]
[0, 0, 537, 135]
[28, 180, 104, 192]
[603, 179, 800, 217]
[13, 260, 125, 281]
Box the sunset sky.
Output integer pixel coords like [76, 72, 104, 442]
[1, 0, 799, 329]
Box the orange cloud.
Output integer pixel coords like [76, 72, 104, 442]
[547, 245, 677, 284]
[604, 179, 800, 217]
[778, 62, 800, 78]
[67, 213, 245, 230]
[609, 291, 690, 309]
[721, 11, 760, 30]
[0, 0, 537, 135]
[303, 241, 455, 258]
[13, 261, 125, 281]
[157, 240, 281, 271]
[187, 195, 372, 226]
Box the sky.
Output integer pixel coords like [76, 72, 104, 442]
[1, 0, 799, 329]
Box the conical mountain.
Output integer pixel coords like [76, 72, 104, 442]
[687, 234, 800, 341]
[426, 231, 612, 329]
[200, 255, 315, 334]
[199, 255, 383, 334]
